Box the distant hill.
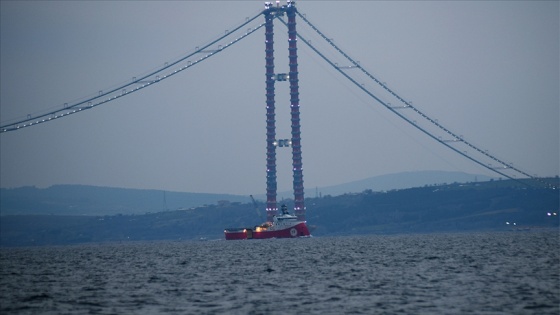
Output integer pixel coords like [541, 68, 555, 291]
[300, 170, 494, 198]
[0, 185, 248, 216]
[0, 171, 525, 217]
[307, 178, 558, 236]
[1, 178, 557, 247]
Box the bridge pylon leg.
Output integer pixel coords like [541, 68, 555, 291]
[264, 8, 278, 222]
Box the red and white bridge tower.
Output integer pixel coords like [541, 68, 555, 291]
[263, 1, 305, 221]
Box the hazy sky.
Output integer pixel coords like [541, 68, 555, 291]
[1, 1, 558, 195]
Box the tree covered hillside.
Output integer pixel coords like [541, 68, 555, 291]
[1, 178, 558, 246]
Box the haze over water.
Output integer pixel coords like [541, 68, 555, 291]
[1, 230, 558, 314]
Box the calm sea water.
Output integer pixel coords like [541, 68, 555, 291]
[1, 231, 558, 314]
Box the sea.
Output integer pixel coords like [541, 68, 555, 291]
[1, 230, 558, 314]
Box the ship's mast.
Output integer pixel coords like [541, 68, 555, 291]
[263, 1, 305, 221]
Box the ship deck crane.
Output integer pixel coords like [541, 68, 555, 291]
[250, 195, 263, 220]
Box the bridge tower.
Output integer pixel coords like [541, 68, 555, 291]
[263, 1, 305, 221]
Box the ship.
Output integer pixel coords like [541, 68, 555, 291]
[224, 204, 310, 240]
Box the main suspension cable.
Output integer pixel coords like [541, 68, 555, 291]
[1, 12, 264, 133]
[285, 13, 552, 188]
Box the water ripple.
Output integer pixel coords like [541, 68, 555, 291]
[1, 231, 558, 314]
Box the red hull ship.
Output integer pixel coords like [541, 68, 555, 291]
[224, 205, 310, 240]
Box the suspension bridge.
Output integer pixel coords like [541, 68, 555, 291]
[1, 1, 555, 219]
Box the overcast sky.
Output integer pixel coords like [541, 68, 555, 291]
[1, 1, 558, 195]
